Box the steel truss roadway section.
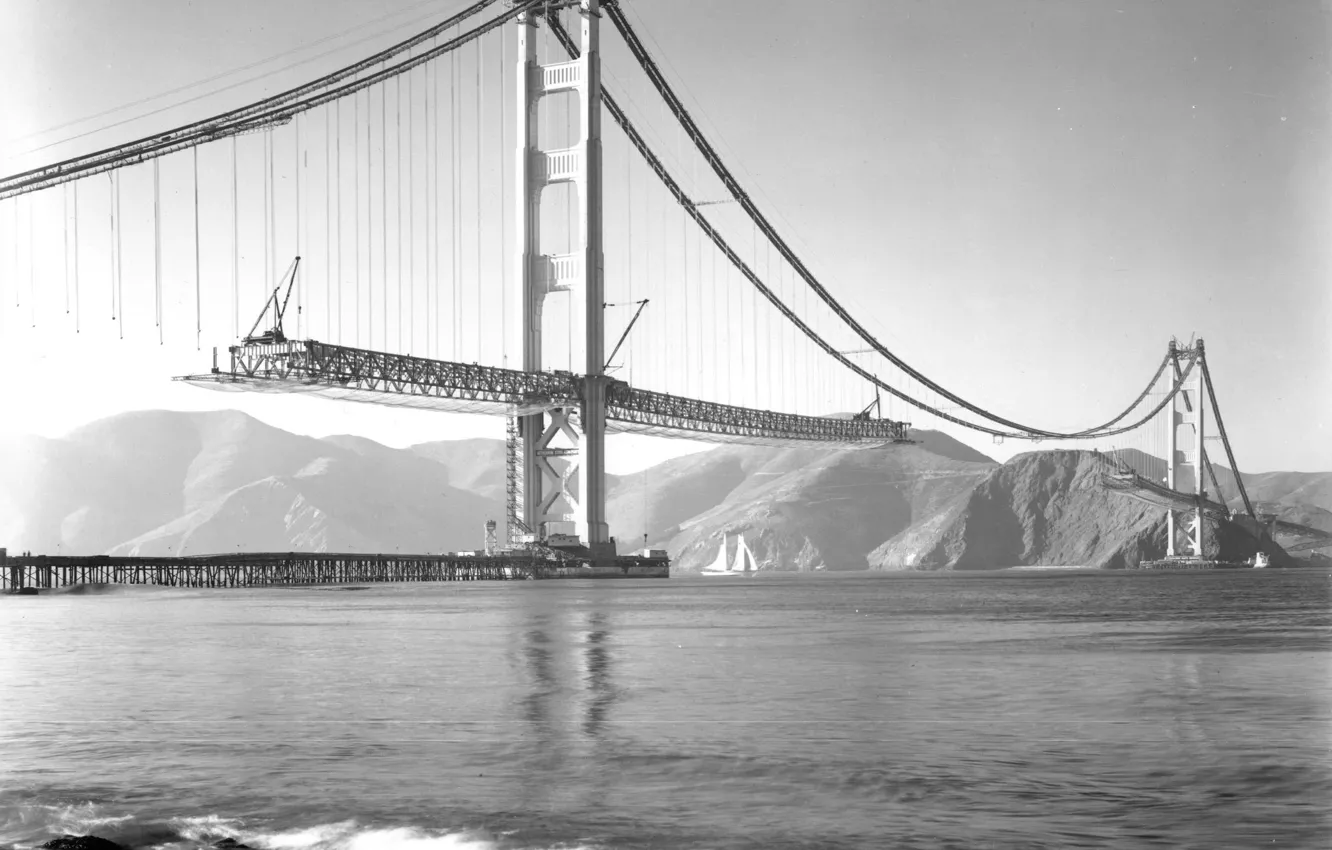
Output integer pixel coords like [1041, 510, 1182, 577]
[0, 0, 530, 200]
[176, 340, 912, 448]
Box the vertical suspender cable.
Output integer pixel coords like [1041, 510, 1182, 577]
[565, 23, 573, 373]
[476, 34, 482, 365]
[697, 161, 708, 397]
[6, 199, 13, 321]
[452, 24, 460, 360]
[354, 92, 361, 347]
[766, 240, 773, 405]
[363, 88, 371, 348]
[659, 153, 667, 391]
[296, 113, 303, 339]
[63, 184, 70, 315]
[193, 147, 201, 349]
[233, 136, 239, 338]
[426, 54, 434, 358]
[153, 157, 162, 341]
[442, 47, 452, 359]
[751, 222, 758, 404]
[73, 180, 80, 332]
[27, 196, 34, 325]
[366, 87, 373, 348]
[382, 75, 388, 349]
[498, 28, 500, 367]
[265, 129, 273, 299]
[408, 66, 415, 354]
[397, 74, 403, 349]
[711, 209, 717, 401]
[724, 220, 730, 402]
[679, 123, 687, 395]
[107, 174, 114, 320]
[325, 107, 332, 340]
[337, 98, 344, 342]
[8, 198, 15, 318]
[425, 54, 433, 358]
[626, 100, 632, 384]
[115, 171, 123, 338]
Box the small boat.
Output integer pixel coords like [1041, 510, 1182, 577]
[701, 534, 757, 577]
[1252, 551, 1269, 569]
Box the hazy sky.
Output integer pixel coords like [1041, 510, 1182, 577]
[1, 0, 1328, 472]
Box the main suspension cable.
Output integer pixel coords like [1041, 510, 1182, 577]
[547, 12, 1190, 441]
[603, 1, 1154, 440]
[1200, 346, 1256, 521]
[0, 0, 516, 199]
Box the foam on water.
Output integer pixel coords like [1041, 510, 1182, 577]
[1, 802, 138, 838]
[167, 817, 592, 850]
[3, 807, 594, 850]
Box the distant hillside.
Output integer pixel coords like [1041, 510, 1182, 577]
[0, 411, 1325, 569]
[869, 450, 1276, 570]
[870, 450, 1166, 570]
[409, 438, 507, 502]
[628, 431, 998, 571]
[0, 411, 501, 556]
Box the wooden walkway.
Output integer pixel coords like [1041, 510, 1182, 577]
[1, 550, 669, 591]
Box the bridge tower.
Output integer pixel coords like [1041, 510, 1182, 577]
[1165, 339, 1206, 557]
[511, 0, 611, 554]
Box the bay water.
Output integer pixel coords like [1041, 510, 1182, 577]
[1, 570, 1328, 849]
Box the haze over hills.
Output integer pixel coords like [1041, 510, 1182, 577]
[0, 409, 1327, 569]
[0, 411, 500, 557]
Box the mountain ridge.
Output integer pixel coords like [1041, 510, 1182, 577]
[1, 410, 1326, 569]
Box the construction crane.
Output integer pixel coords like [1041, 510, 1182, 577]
[604, 299, 649, 371]
[852, 389, 883, 421]
[242, 256, 302, 345]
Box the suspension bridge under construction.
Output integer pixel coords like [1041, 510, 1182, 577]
[1, 0, 1328, 590]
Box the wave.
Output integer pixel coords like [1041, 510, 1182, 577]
[2, 805, 598, 850]
[171, 819, 505, 850]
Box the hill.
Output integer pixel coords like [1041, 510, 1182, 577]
[621, 431, 998, 571]
[0, 411, 501, 556]
[1, 411, 1325, 570]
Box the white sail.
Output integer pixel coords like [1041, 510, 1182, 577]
[731, 536, 755, 573]
[701, 535, 733, 575]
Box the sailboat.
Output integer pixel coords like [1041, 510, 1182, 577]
[700, 534, 758, 577]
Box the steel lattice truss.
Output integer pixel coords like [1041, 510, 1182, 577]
[606, 385, 909, 445]
[178, 340, 912, 448]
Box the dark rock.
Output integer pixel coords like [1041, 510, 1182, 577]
[42, 835, 129, 850]
[213, 839, 257, 850]
[870, 450, 1169, 570]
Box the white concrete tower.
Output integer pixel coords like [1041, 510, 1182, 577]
[512, 1, 610, 552]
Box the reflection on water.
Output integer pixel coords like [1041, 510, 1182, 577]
[583, 612, 613, 737]
[519, 618, 555, 728]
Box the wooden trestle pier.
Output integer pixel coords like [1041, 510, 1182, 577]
[1, 549, 669, 592]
